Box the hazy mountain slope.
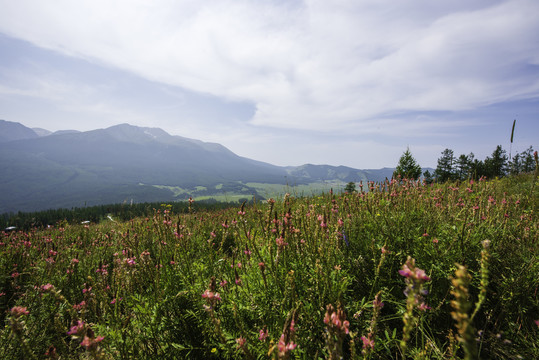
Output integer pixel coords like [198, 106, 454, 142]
[0, 121, 396, 213]
[32, 128, 53, 137]
[0, 119, 39, 142]
[286, 164, 395, 183]
[0, 123, 290, 212]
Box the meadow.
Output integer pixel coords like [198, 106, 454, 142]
[1, 175, 537, 359]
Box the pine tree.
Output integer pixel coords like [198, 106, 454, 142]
[434, 149, 455, 182]
[344, 182, 356, 193]
[423, 170, 434, 184]
[393, 148, 422, 180]
[484, 145, 507, 178]
[455, 154, 473, 180]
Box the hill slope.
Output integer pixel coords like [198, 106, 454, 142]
[0, 120, 395, 213]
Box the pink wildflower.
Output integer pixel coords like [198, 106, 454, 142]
[259, 328, 268, 341]
[67, 320, 85, 336]
[398, 264, 414, 278]
[10, 306, 29, 318]
[40, 283, 55, 293]
[278, 334, 297, 355]
[236, 337, 247, 349]
[361, 335, 374, 349]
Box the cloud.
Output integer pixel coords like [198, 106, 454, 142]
[0, 0, 538, 135]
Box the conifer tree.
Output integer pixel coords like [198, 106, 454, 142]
[434, 149, 455, 182]
[393, 148, 422, 180]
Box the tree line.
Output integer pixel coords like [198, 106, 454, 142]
[394, 145, 536, 183]
[0, 200, 239, 231]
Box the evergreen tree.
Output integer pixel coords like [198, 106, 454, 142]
[509, 152, 522, 175]
[453, 153, 474, 180]
[393, 148, 422, 180]
[423, 170, 434, 184]
[434, 149, 455, 182]
[484, 145, 508, 178]
[344, 182, 356, 193]
[509, 146, 535, 175]
[469, 157, 485, 179]
[520, 146, 535, 173]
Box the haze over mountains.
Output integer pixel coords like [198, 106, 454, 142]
[0, 120, 394, 213]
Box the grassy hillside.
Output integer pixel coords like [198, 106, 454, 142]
[1, 175, 537, 359]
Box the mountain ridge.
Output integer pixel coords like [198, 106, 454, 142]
[0, 120, 395, 213]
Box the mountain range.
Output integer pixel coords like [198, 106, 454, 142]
[0, 119, 395, 213]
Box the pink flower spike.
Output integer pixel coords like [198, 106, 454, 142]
[67, 320, 85, 336]
[41, 283, 54, 292]
[415, 268, 431, 281]
[10, 306, 29, 317]
[259, 328, 268, 341]
[398, 264, 413, 278]
[361, 335, 375, 349]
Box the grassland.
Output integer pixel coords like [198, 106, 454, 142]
[1, 175, 537, 359]
[149, 180, 351, 204]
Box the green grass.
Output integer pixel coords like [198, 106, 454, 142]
[245, 180, 350, 198]
[1, 175, 537, 359]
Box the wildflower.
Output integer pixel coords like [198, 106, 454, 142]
[71, 258, 79, 264]
[276, 236, 287, 247]
[399, 257, 431, 355]
[278, 334, 297, 356]
[202, 289, 222, 302]
[361, 335, 374, 350]
[40, 283, 55, 293]
[259, 328, 268, 341]
[80, 335, 104, 350]
[236, 337, 247, 349]
[10, 306, 29, 318]
[342, 232, 349, 246]
[67, 320, 85, 336]
[373, 296, 384, 310]
[73, 301, 87, 311]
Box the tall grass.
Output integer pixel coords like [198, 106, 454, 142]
[1, 174, 537, 359]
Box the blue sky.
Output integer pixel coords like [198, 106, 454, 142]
[0, 0, 537, 168]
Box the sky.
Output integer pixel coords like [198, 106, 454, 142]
[0, 0, 538, 169]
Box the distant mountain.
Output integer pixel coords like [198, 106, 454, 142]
[52, 130, 81, 135]
[285, 164, 395, 183]
[32, 128, 53, 137]
[0, 119, 39, 142]
[0, 121, 396, 213]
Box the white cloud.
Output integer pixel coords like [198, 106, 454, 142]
[0, 0, 538, 135]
